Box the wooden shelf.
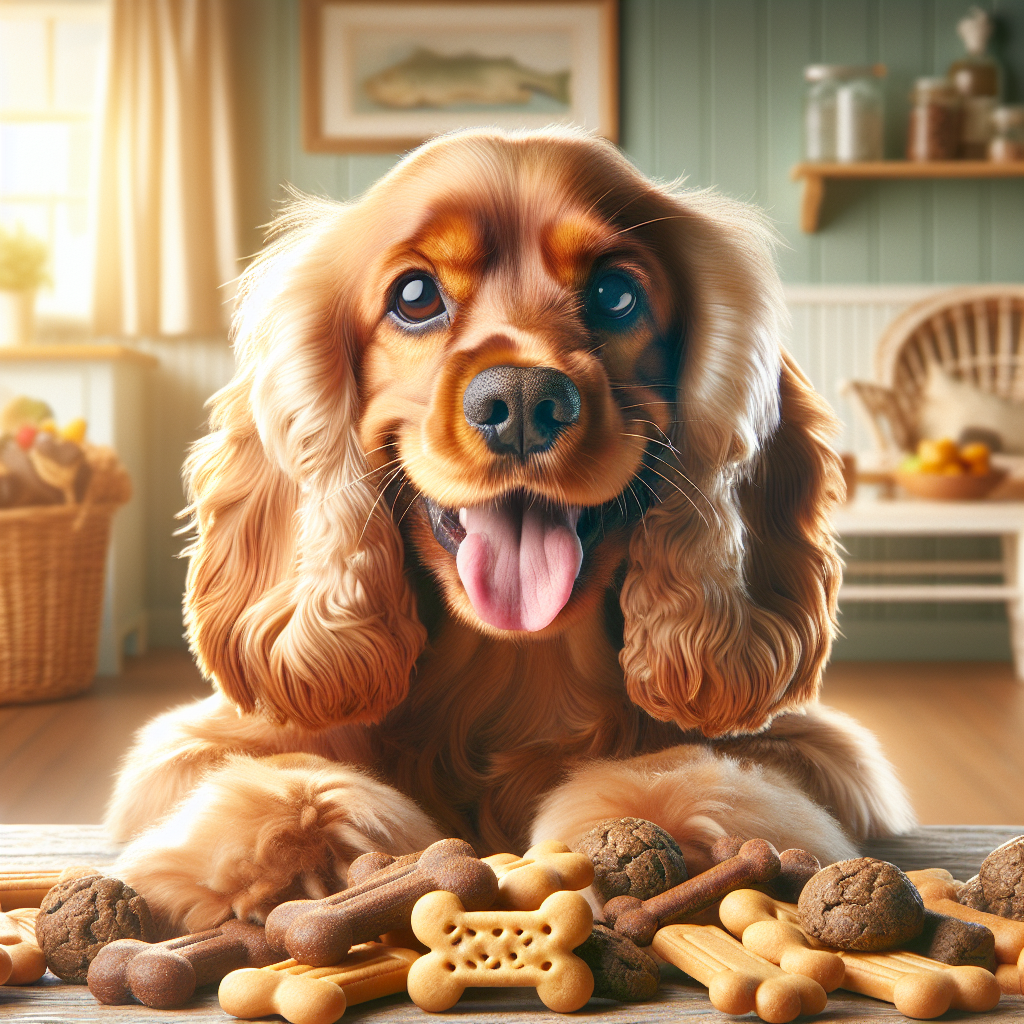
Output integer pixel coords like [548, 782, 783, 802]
[0, 343, 158, 366]
[791, 160, 1024, 232]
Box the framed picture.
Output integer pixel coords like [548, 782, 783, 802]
[301, 0, 619, 153]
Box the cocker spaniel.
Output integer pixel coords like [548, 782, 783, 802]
[108, 128, 915, 933]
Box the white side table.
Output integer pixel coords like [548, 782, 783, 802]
[834, 499, 1024, 679]
[0, 344, 158, 674]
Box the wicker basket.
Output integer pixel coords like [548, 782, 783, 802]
[0, 446, 131, 704]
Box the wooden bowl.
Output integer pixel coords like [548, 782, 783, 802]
[894, 468, 1008, 500]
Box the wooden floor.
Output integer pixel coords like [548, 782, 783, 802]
[0, 651, 1020, 826]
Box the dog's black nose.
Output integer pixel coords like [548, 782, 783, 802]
[463, 366, 581, 456]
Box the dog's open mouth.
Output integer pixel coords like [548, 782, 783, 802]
[424, 493, 583, 632]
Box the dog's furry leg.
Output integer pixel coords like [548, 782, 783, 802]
[711, 703, 918, 842]
[112, 752, 444, 935]
[530, 745, 860, 890]
[106, 694, 276, 842]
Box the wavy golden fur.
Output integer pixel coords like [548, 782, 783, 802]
[108, 128, 914, 933]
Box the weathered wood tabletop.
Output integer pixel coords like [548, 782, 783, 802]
[2, 824, 1022, 1023]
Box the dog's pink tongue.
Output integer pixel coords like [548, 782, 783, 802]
[456, 500, 583, 632]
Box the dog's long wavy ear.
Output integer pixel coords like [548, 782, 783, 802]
[619, 190, 844, 738]
[183, 199, 426, 730]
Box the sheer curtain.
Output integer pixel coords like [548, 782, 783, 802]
[92, 0, 240, 337]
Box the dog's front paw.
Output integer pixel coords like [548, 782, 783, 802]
[112, 753, 444, 934]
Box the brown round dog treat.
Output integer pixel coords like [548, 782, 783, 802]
[959, 835, 1024, 921]
[573, 923, 660, 1002]
[905, 908, 997, 970]
[798, 858, 924, 952]
[575, 818, 687, 903]
[36, 875, 154, 984]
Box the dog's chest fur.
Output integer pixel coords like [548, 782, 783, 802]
[369, 608, 683, 852]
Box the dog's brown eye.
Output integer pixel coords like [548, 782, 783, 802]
[394, 273, 445, 324]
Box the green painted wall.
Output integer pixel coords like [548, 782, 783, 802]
[234, 0, 1024, 284]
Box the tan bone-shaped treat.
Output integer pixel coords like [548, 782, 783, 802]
[837, 948, 1001, 1018]
[719, 889, 845, 991]
[995, 961, 1022, 996]
[0, 865, 99, 912]
[652, 923, 828, 1023]
[0, 908, 46, 984]
[909, 869, 1024, 965]
[219, 942, 420, 1024]
[407, 889, 594, 1012]
[0, 865, 96, 911]
[483, 840, 595, 910]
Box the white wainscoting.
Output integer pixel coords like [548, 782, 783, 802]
[783, 284, 942, 455]
[135, 336, 236, 648]
[783, 285, 1011, 662]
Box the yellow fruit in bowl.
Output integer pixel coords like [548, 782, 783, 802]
[60, 418, 87, 444]
[917, 437, 959, 472]
[959, 442, 991, 475]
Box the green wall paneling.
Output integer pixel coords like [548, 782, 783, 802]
[236, 0, 1024, 286]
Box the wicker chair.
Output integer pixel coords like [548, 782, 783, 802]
[842, 285, 1024, 457]
[835, 286, 1024, 679]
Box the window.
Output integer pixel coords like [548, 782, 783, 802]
[0, 1, 107, 320]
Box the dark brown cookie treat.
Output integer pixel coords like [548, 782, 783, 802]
[904, 909, 997, 970]
[575, 818, 687, 904]
[36, 874, 154, 983]
[573, 923, 660, 1002]
[798, 857, 925, 952]
[958, 835, 1024, 921]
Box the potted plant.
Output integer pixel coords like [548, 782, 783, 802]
[0, 226, 50, 346]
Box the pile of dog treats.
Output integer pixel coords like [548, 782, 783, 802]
[0, 395, 91, 508]
[0, 820, 1021, 1023]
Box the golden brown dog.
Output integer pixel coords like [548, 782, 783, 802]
[108, 128, 915, 933]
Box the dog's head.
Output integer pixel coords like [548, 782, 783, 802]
[184, 128, 843, 737]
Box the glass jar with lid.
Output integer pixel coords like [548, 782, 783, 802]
[907, 77, 960, 161]
[949, 6, 1001, 158]
[804, 64, 886, 162]
[989, 106, 1024, 162]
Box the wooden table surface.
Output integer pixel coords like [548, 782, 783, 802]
[2, 824, 1022, 1023]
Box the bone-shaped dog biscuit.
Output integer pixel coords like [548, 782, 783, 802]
[266, 838, 498, 967]
[0, 907, 46, 984]
[0, 865, 99, 910]
[407, 889, 594, 1012]
[219, 942, 420, 1024]
[483, 840, 595, 910]
[87, 918, 276, 1008]
[0, 871, 62, 911]
[711, 837, 821, 903]
[652, 923, 828, 1023]
[605, 838, 781, 945]
[995, 961, 1021, 995]
[719, 889, 845, 991]
[909, 870, 1024, 966]
[837, 948, 1001, 1017]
